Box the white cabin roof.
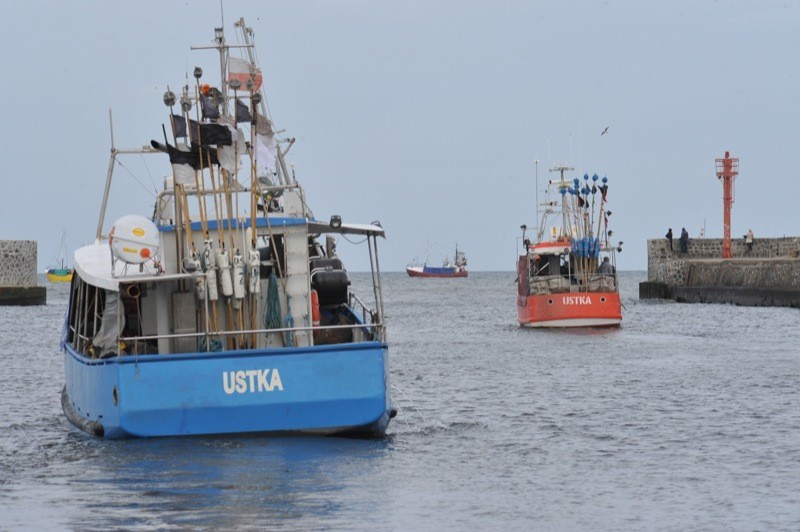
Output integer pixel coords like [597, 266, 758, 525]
[74, 240, 196, 291]
[307, 221, 386, 237]
[531, 241, 571, 255]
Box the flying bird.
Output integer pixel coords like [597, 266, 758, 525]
[601, 126, 609, 135]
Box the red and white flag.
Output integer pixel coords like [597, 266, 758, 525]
[228, 57, 262, 91]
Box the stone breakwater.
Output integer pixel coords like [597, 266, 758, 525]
[0, 240, 46, 305]
[0, 240, 38, 287]
[640, 237, 800, 307]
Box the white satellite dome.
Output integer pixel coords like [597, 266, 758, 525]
[109, 215, 160, 264]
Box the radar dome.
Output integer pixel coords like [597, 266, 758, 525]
[109, 215, 159, 264]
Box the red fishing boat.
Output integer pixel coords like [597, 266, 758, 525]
[516, 165, 622, 327]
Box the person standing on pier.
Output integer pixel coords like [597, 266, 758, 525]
[665, 228, 673, 252]
[746, 229, 754, 251]
[680, 227, 689, 253]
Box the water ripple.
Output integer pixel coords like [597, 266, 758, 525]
[1, 274, 800, 529]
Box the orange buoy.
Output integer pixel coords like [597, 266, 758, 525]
[310, 289, 320, 327]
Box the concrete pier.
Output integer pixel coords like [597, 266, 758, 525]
[0, 240, 46, 306]
[639, 237, 800, 307]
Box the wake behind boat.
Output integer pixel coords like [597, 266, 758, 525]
[60, 19, 394, 439]
[516, 165, 622, 327]
[406, 245, 468, 278]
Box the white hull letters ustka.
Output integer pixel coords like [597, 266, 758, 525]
[223, 369, 284, 394]
[562, 296, 592, 305]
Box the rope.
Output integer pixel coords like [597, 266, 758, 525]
[392, 383, 429, 428]
[341, 234, 368, 245]
[137, 153, 159, 196]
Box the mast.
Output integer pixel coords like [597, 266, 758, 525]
[60, 229, 67, 268]
[550, 164, 573, 239]
[215, 27, 228, 117]
[96, 111, 159, 240]
[235, 18, 291, 187]
[97, 110, 117, 240]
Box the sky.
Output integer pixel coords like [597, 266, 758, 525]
[1, 0, 798, 272]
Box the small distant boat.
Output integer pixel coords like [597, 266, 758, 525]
[406, 245, 468, 278]
[46, 268, 73, 283]
[46, 230, 73, 283]
[516, 165, 622, 327]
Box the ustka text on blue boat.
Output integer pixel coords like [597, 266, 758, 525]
[222, 368, 284, 394]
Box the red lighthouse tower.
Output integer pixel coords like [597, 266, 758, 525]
[715, 151, 739, 259]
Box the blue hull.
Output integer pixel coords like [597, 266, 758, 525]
[62, 342, 391, 439]
[423, 266, 458, 275]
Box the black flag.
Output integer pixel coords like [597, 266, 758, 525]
[188, 119, 233, 146]
[235, 98, 252, 123]
[152, 140, 200, 168]
[194, 143, 220, 167]
[200, 94, 220, 120]
[151, 140, 220, 169]
[170, 114, 187, 138]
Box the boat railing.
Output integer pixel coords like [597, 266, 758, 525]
[584, 274, 617, 292]
[119, 322, 378, 344]
[154, 182, 305, 223]
[116, 319, 385, 355]
[529, 274, 572, 294]
[529, 273, 616, 294]
[70, 329, 93, 353]
[155, 181, 302, 198]
[349, 292, 378, 327]
[110, 289, 385, 354]
[68, 282, 386, 357]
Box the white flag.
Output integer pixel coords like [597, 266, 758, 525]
[255, 133, 277, 172]
[216, 118, 246, 174]
[172, 163, 195, 186]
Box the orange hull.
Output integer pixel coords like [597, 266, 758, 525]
[517, 291, 622, 328]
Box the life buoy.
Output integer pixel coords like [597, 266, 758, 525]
[310, 289, 320, 327]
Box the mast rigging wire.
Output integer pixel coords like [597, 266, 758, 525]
[115, 159, 158, 198]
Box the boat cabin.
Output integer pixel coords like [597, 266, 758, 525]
[518, 239, 617, 297]
[65, 178, 386, 359]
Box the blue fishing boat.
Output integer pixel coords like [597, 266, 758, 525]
[60, 18, 393, 439]
[406, 244, 468, 278]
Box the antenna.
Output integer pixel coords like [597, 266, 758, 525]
[108, 108, 115, 151]
[534, 158, 540, 229]
[569, 134, 574, 166]
[577, 115, 582, 175]
[549, 164, 574, 240]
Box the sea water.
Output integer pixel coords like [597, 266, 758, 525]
[1, 272, 799, 530]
